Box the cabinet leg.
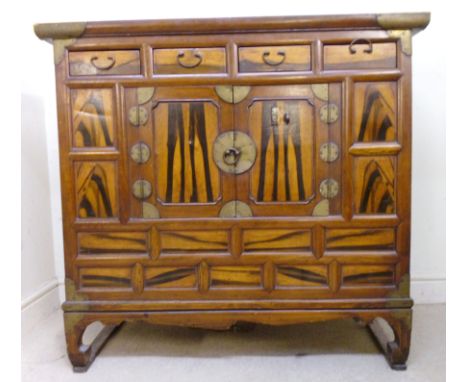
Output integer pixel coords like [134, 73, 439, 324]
[367, 309, 412, 370]
[64, 313, 123, 372]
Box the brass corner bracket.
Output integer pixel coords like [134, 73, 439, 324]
[387, 30, 412, 56]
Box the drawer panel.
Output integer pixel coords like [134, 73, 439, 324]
[323, 42, 396, 70]
[325, 228, 395, 251]
[153, 48, 226, 74]
[238, 45, 311, 72]
[159, 230, 229, 254]
[69, 50, 141, 76]
[243, 229, 313, 253]
[210, 266, 262, 288]
[78, 232, 149, 255]
[276, 265, 329, 288]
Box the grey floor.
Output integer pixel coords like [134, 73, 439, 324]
[22, 304, 445, 382]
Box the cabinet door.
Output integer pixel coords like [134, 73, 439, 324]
[125, 86, 235, 219]
[232, 84, 343, 217]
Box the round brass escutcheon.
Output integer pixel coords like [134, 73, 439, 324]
[130, 142, 151, 164]
[219, 200, 253, 218]
[128, 106, 148, 126]
[319, 142, 339, 163]
[319, 179, 339, 199]
[319, 104, 339, 124]
[132, 179, 152, 200]
[213, 131, 256, 174]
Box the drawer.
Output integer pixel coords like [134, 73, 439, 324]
[238, 45, 311, 72]
[153, 48, 226, 74]
[323, 41, 396, 70]
[68, 50, 141, 76]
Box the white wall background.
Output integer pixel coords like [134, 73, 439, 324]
[21, 0, 445, 326]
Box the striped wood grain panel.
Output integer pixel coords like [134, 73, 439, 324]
[75, 161, 118, 219]
[159, 230, 229, 254]
[242, 229, 312, 253]
[68, 50, 141, 76]
[154, 101, 220, 204]
[276, 265, 328, 288]
[353, 82, 397, 143]
[353, 157, 395, 214]
[249, 99, 314, 202]
[71, 88, 115, 148]
[341, 264, 395, 286]
[153, 48, 226, 74]
[77, 232, 148, 255]
[79, 267, 132, 289]
[144, 267, 197, 288]
[210, 266, 262, 288]
[325, 228, 395, 251]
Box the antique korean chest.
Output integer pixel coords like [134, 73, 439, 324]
[35, 13, 430, 371]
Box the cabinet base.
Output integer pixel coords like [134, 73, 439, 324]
[64, 308, 412, 372]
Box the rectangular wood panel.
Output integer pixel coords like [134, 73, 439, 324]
[77, 232, 149, 255]
[323, 42, 396, 70]
[74, 161, 118, 219]
[154, 48, 226, 74]
[159, 230, 229, 254]
[71, 88, 115, 148]
[69, 50, 141, 76]
[238, 45, 311, 72]
[341, 264, 395, 286]
[79, 267, 132, 289]
[276, 265, 328, 288]
[243, 229, 312, 253]
[144, 267, 197, 289]
[210, 266, 262, 288]
[325, 228, 395, 251]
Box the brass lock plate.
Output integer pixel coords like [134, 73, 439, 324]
[319, 178, 339, 198]
[219, 200, 253, 218]
[132, 179, 152, 200]
[319, 142, 339, 162]
[319, 104, 339, 124]
[213, 131, 256, 174]
[128, 106, 149, 126]
[130, 142, 151, 164]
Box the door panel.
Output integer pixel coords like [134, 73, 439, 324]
[233, 84, 343, 217]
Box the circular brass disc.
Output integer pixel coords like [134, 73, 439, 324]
[219, 200, 253, 218]
[213, 131, 256, 174]
[130, 142, 151, 164]
[311, 84, 329, 101]
[319, 142, 339, 163]
[128, 106, 148, 126]
[319, 104, 339, 124]
[319, 179, 339, 199]
[132, 179, 152, 200]
[142, 202, 160, 218]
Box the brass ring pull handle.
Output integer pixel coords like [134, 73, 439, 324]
[223, 147, 241, 165]
[348, 39, 373, 54]
[90, 56, 116, 70]
[177, 50, 203, 68]
[262, 51, 286, 66]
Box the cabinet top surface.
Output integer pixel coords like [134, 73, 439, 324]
[34, 12, 430, 41]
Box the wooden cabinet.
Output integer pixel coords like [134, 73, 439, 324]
[35, 12, 430, 371]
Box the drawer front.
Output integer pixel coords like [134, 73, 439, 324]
[323, 41, 396, 70]
[238, 45, 311, 72]
[153, 48, 227, 74]
[69, 50, 141, 76]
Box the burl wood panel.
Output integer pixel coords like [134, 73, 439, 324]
[353, 157, 396, 214]
[353, 82, 397, 143]
[325, 228, 395, 251]
[68, 50, 141, 76]
[238, 45, 311, 72]
[323, 42, 397, 70]
[74, 161, 118, 219]
[71, 88, 115, 148]
[77, 232, 149, 255]
[248, 99, 314, 203]
[153, 101, 221, 204]
[242, 229, 313, 253]
[154, 48, 227, 74]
